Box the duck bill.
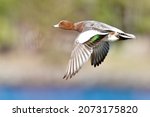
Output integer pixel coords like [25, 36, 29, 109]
[53, 24, 59, 28]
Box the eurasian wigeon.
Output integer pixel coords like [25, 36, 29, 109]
[54, 20, 136, 79]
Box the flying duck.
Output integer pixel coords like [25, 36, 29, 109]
[54, 20, 135, 80]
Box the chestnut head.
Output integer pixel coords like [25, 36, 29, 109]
[54, 20, 74, 30]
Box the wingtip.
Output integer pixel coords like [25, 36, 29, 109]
[63, 75, 68, 80]
[125, 33, 136, 39]
[129, 34, 136, 39]
[63, 75, 71, 80]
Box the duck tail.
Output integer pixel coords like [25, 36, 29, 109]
[119, 33, 136, 40]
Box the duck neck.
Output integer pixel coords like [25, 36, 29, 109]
[74, 22, 84, 32]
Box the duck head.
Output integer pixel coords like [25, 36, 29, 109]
[54, 20, 75, 30]
[54, 20, 84, 32]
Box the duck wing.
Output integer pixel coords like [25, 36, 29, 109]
[83, 21, 124, 33]
[63, 42, 93, 80]
[83, 21, 135, 39]
[63, 30, 108, 79]
[91, 41, 110, 67]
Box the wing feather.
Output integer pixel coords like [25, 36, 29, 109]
[63, 43, 92, 79]
[91, 41, 109, 67]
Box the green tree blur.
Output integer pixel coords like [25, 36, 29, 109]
[0, 0, 150, 48]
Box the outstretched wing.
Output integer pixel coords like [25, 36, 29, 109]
[91, 41, 109, 67]
[63, 43, 92, 80]
[63, 30, 109, 80]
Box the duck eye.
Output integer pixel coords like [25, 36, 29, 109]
[60, 22, 64, 25]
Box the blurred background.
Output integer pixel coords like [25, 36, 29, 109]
[0, 0, 150, 99]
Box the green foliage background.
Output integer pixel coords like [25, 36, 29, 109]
[0, 0, 150, 49]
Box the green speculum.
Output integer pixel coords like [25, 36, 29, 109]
[89, 34, 105, 43]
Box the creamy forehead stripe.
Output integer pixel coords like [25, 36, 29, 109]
[77, 30, 106, 43]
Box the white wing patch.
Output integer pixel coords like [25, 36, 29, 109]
[76, 30, 108, 43]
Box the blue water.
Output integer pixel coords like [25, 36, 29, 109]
[0, 85, 150, 100]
